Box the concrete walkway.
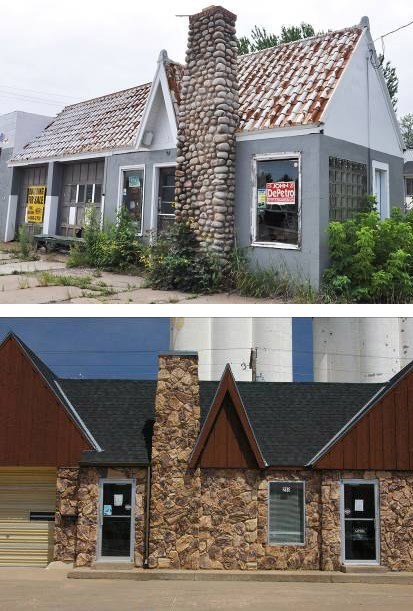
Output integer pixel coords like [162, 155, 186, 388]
[0, 568, 412, 610]
[0, 250, 278, 304]
[68, 567, 413, 585]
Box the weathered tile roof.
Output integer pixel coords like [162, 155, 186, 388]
[12, 26, 363, 162]
[12, 83, 151, 162]
[237, 26, 363, 131]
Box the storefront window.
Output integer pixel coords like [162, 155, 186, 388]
[121, 168, 144, 234]
[254, 157, 300, 247]
[268, 481, 305, 545]
[406, 178, 413, 197]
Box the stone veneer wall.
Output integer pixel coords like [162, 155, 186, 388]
[199, 469, 321, 571]
[321, 471, 413, 572]
[149, 354, 201, 569]
[54, 466, 147, 567]
[174, 5, 239, 259]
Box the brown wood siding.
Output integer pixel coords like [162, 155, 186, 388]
[315, 371, 413, 470]
[0, 337, 91, 467]
[199, 394, 258, 469]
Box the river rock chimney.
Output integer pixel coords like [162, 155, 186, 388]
[174, 6, 239, 260]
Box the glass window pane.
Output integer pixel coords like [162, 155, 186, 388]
[77, 184, 85, 203]
[121, 169, 144, 233]
[86, 184, 94, 204]
[269, 482, 304, 544]
[94, 184, 102, 204]
[256, 158, 299, 245]
[70, 185, 77, 203]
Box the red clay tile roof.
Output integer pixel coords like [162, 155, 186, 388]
[237, 26, 363, 131]
[12, 82, 151, 162]
[12, 26, 363, 162]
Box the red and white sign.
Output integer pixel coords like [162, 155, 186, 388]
[266, 181, 296, 205]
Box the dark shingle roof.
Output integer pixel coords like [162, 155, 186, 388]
[58, 379, 157, 465]
[5, 333, 388, 467]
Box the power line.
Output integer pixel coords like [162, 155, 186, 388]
[0, 90, 66, 108]
[0, 83, 78, 101]
[373, 19, 413, 43]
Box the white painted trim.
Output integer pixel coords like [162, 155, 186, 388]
[97, 478, 136, 563]
[4, 194, 18, 241]
[150, 162, 177, 238]
[340, 479, 380, 566]
[306, 385, 385, 466]
[267, 480, 306, 546]
[54, 381, 102, 452]
[42, 195, 59, 235]
[251, 152, 302, 250]
[135, 55, 178, 150]
[117, 164, 146, 236]
[372, 160, 390, 219]
[237, 125, 322, 142]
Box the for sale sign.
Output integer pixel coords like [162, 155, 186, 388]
[266, 181, 296, 205]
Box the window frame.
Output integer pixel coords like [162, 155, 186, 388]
[372, 160, 390, 219]
[117, 164, 146, 237]
[267, 480, 306, 547]
[150, 162, 177, 238]
[405, 176, 413, 198]
[251, 152, 302, 251]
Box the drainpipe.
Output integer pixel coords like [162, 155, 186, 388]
[143, 465, 151, 568]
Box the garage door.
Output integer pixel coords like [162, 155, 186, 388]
[0, 468, 56, 566]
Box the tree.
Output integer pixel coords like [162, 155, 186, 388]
[378, 54, 399, 110]
[400, 114, 413, 148]
[237, 22, 318, 55]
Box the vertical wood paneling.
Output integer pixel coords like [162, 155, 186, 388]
[0, 337, 91, 466]
[199, 394, 257, 468]
[315, 371, 413, 470]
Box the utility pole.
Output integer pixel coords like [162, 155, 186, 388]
[249, 348, 257, 382]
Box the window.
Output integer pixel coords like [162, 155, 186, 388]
[120, 168, 145, 234]
[372, 161, 390, 219]
[405, 178, 413, 197]
[254, 156, 300, 247]
[268, 481, 305, 545]
[329, 158, 368, 221]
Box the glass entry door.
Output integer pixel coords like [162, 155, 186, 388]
[157, 167, 175, 233]
[342, 481, 379, 564]
[99, 481, 133, 560]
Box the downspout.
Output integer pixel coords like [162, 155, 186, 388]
[143, 464, 151, 568]
[366, 52, 372, 195]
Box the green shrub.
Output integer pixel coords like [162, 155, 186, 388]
[143, 221, 223, 294]
[324, 205, 413, 303]
[68, 208, 146, 271]
[17, 224, 37, 260]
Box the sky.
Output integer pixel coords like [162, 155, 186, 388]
[1, 0, 412, 119]
[0, 318, 170, 378]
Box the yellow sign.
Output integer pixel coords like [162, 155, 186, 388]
[26, 186, 46, 224]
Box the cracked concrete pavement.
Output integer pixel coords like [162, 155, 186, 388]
[0, 250, 277, 304]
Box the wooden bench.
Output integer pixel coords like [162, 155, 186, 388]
[33, 234, 85, 252]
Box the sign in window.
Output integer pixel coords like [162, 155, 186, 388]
[255, 158, 299, 246]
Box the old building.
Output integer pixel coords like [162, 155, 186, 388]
[1, 332, 412, 572]
[3, 6, 405, 287]
[0, 111, 53, 238]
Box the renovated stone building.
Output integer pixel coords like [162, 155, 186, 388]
[0, 332, 412, 571]
[2, 6, 405, 287]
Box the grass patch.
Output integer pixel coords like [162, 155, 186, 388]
[37, 271, 113, 296]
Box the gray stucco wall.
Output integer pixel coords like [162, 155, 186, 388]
[319, 135, 405, 275]
[235, 134, 323, 287]
[0, 147, 13, 238]
[104, 149, 176, 233]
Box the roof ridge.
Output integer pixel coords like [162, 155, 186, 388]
[61, 81, 152, 111]
[237, 24, 363, 59]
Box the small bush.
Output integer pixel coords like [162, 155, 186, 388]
[17, 225, 37, 260]
[324, 205, 413, 303]
[144, 221, 223, 294]
[68, 208, 146, 271]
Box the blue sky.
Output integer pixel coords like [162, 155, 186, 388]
[0, 318, 170, 379]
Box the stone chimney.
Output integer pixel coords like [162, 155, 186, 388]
[149, 352, 201, 569]
[174, 6, 239, 260]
